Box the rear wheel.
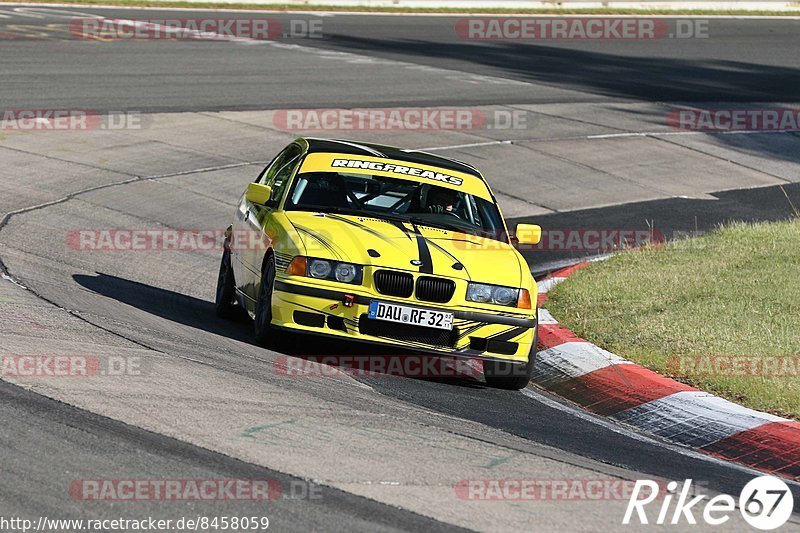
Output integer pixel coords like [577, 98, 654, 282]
[214, 247, 238, 319]
[483, 324, 538, 390]
[254, 253, 281, 345]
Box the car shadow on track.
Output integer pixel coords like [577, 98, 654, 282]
[73, 272, 488, 390]
[317, 33, 800, 105]
[313, 33, 800, 155]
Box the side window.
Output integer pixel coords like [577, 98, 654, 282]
[257, 144, 302, 185]
[266, 158, 300, 208]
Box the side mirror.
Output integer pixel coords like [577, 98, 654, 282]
[515, 223, 541, 245]
[246, 182, 272, 206]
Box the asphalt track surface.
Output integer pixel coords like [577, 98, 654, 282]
[2, 8, 800, 111]
[1, 5, 800, 532]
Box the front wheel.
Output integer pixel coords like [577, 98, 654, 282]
[254, 253, 281, 346]
[483, 325, 537, 390]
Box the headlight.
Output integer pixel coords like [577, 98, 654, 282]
[466, 283, 493, 303]
[287, 256, 362, 285]
[308, 259, 332, 278]
[466, 283, 520, 307]
[335, 263, 357, 283]
[493, 286, 518, 306]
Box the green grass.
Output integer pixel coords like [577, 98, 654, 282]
[546, 218, 800, 419]
[3, 0, 800, 15]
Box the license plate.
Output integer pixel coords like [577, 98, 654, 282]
[368, 301, 453, 331]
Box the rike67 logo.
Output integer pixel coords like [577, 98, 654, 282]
[624, 476, 794, 530]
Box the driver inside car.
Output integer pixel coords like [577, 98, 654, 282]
[426, 187, 459, 215]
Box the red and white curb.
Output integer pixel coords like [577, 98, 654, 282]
[535, 262, 800, 481]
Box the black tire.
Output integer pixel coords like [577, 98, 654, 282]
[483, 324, 538, 390]
[254, 253, 281, 345]
[215, 247, 238, 319]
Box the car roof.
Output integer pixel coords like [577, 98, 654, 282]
[301, 138, 483, 180]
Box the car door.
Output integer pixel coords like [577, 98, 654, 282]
[233, 143, 303, 308]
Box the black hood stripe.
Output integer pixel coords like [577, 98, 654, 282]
[390, 220, 413, 239]
[426, 239, 471, 279]
[295, 226, 343, 260]
[411, 224, 434, 274]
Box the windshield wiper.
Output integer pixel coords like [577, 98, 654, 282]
[408, 218, 461, 232]
[405, 216, 481, 235]
[352, 212, 469, 234]
[293, 206, 366, 217]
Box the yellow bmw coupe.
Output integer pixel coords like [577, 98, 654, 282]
[216, 138, 541, 389]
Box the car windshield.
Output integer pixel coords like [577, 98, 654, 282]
[285, 171, 507, 241]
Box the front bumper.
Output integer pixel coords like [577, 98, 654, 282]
[271, 278, 536, 362]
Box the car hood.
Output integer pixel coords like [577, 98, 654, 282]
[284, 211, 524, 287]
